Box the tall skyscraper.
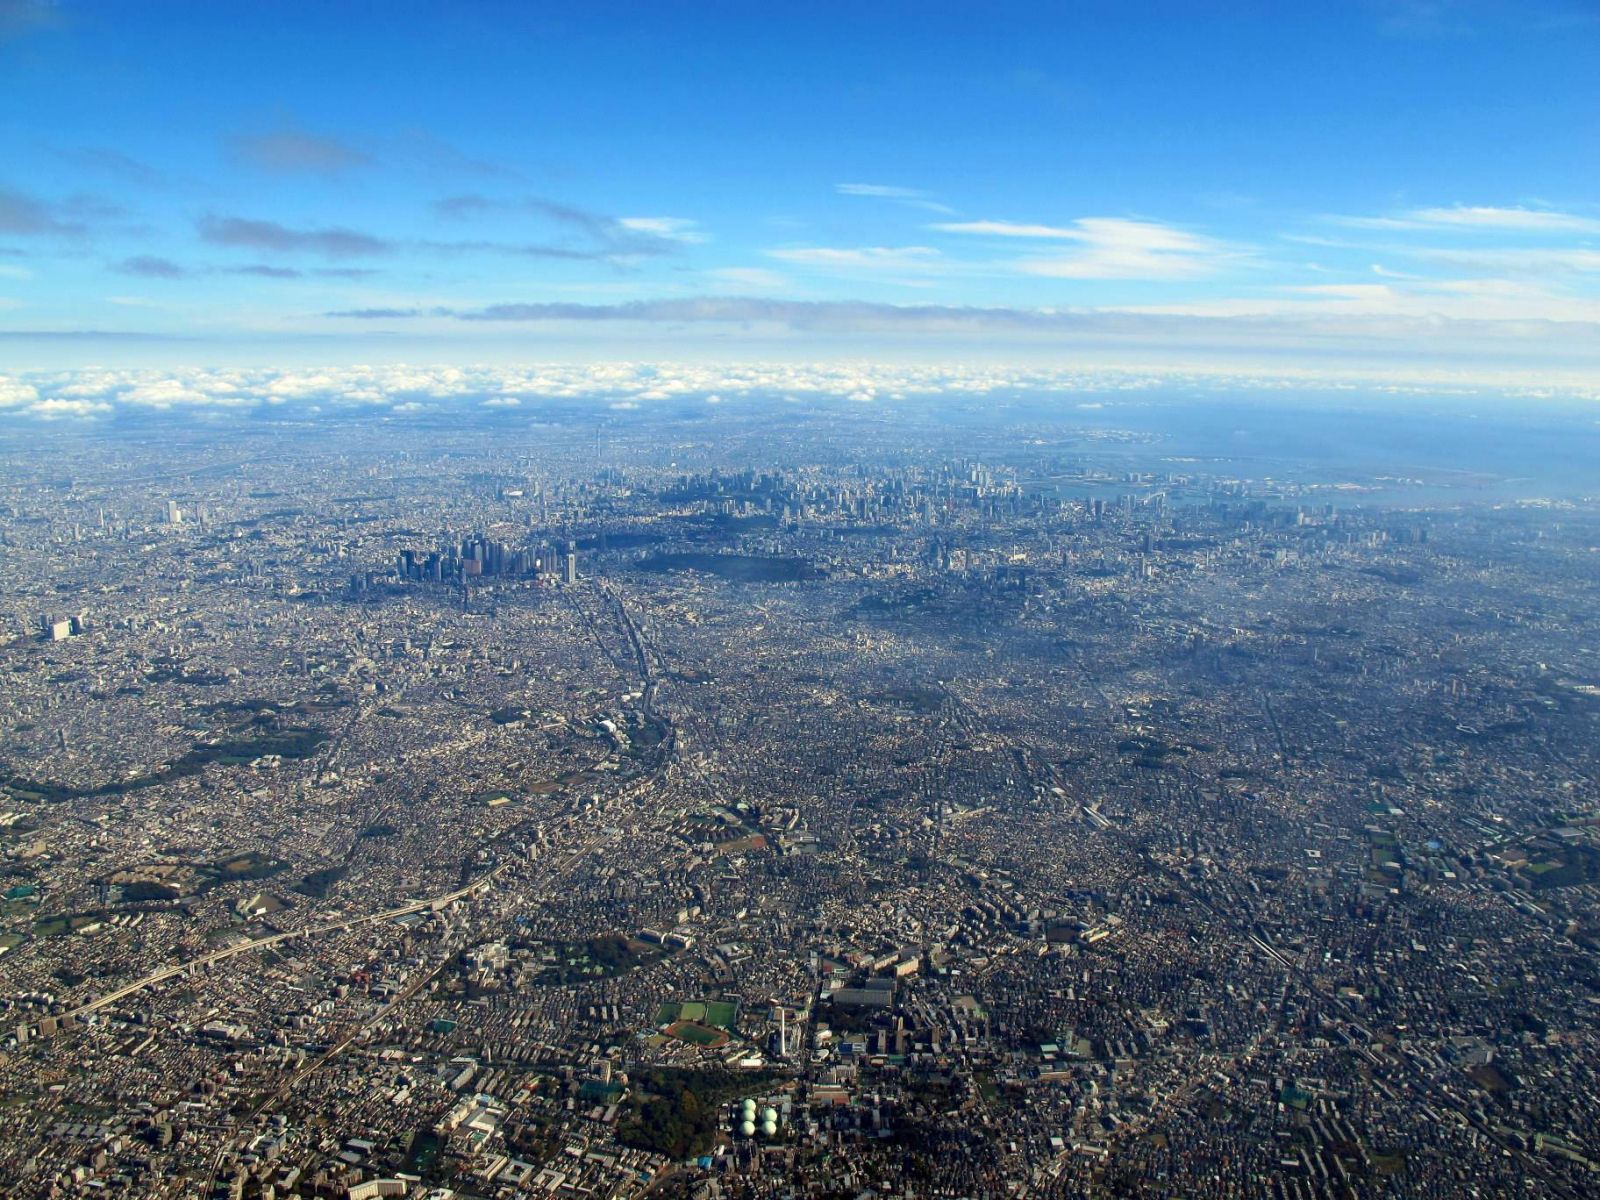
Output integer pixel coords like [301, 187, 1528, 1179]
[563, 540, 577, 585]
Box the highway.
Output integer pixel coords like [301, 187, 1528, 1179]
[62, 865, 505, 1022]
[193, 825, 622, 1195]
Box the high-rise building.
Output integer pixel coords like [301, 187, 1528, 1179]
[563, 540, 577, 585]
[165, 499, 182, 524]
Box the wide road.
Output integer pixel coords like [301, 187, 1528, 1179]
[61, 865, 506, 1022]
[194, 826, 623, 1197]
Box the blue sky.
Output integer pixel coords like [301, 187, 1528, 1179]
[2, 0, 1599, 383]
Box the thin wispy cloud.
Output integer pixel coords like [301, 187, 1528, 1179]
[0, 187, 87, 236]
[52, 147, 171, 189]
[616, 216, 707, 244]
[0, 0, 58, 39]
[315, 294, 1600, 342]
[930, 216, 1240, 280]
[835, 184, 925, 199]
[1374, 0, 1476, 39]
[767, 246, 943, 270]
[932, 220, 1084, 238]
[433, 194, 502, 219]
[218, 264, 380, 280]
[1411, 205, 1600, 232]
[1410, 246, 1600, 274]
[962, 217, 1239, 280]
[108, 258, 385, 281]
[114, 254, 187, 279]
[1289, 206, 1600, 283]
[835, 183, 956, 216]
[327, 298, 1048, 326]
[709, 267, 787, 289]
[325, 307, 446, 319]
[1333, 205, 1600, 233]
[233, 127, 372, 174]
[196, 216, 393, 257]
[396, 130, 524, 182]
[230, 264, 303, 279]
[432, 195, 685, 258]
[1121, 275, 1600, 323]
[416, 239, 620, 262]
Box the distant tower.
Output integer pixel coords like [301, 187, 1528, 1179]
[563, 540, 577, 585]
[165, 499, 182, 525]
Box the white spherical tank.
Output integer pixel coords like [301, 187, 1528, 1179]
[740, 1119, 756, 1137]
[762, 1119, 778, 1137]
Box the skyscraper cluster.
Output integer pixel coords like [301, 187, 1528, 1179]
[394, 535, 577, 585]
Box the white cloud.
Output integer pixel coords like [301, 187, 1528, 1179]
[931, 220, 1084, 238]
[1411, 247, 1600, 274]
[5, 359, 1595, 427]
[122, 381, 223, 407]
[1282, 283, 1398, 300]
[617, 216, 707, 243]
[834, 183, 955, 215]
[1115, 276, 1600, 323]
[0, 377, 40, 407]
[25, 398, 114, 419]
[1006, 217, 1234, 280]
[767, 246, 942, 270]
[836, 183, 924, 199]
[1411, 206, 1600, 232]
[1335, 205, 1600, 234]
[709, 267, 788, 289]
[1288, 217, 1600, 288]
